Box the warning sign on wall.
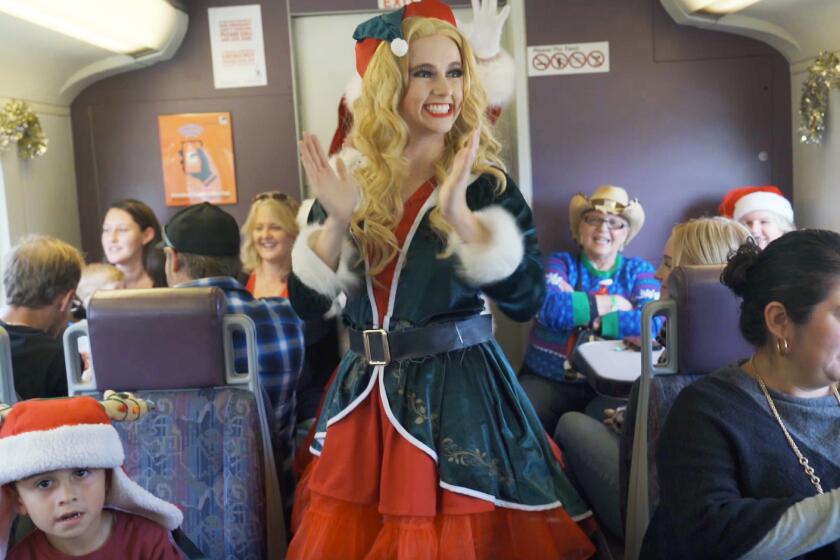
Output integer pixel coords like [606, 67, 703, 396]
[527, 41, 610, 77]
[378, 0, 419, 8]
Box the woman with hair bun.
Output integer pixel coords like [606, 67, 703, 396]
[101, 199, 166, 288]
[287, 1, 594, 557]
[642, 229, 840, 559]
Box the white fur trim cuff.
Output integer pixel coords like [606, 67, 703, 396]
[108, 467, 183, 530]
[0, 424, 123, 486]
[451, 205, 525, 286]
[328, 147, 364, 176]
[291, 224, 359, 300]
[297, 198, 316, 229]
[476, 49, 515, 107]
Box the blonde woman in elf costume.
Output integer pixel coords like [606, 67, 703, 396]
[288, 1, 596, 558]
[326, 0, 515, 162]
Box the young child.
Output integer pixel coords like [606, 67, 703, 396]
[75, 264, 125, 381]
[0, 392, 185, 559]
[76, 264, 125, 311]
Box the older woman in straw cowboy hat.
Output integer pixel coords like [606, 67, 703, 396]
[520, 185, 661, 432]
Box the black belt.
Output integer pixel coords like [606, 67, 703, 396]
[348, 315, 492, 365]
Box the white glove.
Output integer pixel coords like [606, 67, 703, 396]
[457, 0, 511, 60]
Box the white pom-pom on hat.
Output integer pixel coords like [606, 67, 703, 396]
[391, 38, 409, 57]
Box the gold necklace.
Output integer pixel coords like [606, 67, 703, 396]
[750, 355, 840, 495]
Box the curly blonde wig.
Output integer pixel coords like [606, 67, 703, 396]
[349, 16, 507, 275]
[240, 195, 301, 273]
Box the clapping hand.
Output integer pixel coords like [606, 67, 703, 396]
[438, 128, 490, 245]
[458, 0, 511, 60]
[438, 128, 480, 221]
[299, 132, 358, 226]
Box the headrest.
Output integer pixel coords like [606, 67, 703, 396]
[87, 288, 227, 391]
[669, 265, 751, 374]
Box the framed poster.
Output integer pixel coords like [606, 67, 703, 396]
[208, 5, 268, 89]
[158, 112, 237, 206]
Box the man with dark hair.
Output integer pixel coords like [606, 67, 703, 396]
[1, 235, 85, 399]
[161, 202, 304, 497]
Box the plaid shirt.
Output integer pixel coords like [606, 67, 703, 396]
[177, 277, 304, 495]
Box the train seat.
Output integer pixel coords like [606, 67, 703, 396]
[0, 326, 13, 405]
[63, 287, 285, 560]
[621, 265, 751, 560]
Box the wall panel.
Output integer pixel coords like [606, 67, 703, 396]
[71, 0, 297, 261]
[525, 0, 791, 260]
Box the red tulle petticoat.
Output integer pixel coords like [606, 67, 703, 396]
[287, 389, 596, 560]
[289, 180, 594, 558]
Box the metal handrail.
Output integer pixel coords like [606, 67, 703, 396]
[0, 325, 15, 404]
[625, 300, 677, 560]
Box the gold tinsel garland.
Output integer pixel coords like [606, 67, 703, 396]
[799, 51, 840, 145]
[0, 99, 48, 159]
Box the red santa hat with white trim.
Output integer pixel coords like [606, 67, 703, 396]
[0, 394, 183, 558]
[718, 185, 794, 224]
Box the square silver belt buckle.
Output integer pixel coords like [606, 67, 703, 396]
[363, 329, 390, 365]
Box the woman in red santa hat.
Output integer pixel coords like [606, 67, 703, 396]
[719, 186, 796, 249]
[288, 1, 596, 558]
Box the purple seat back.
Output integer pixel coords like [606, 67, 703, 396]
[670, 265, 752, 372]
[88, 288, 227, 391]
[624, 265, 753, 558]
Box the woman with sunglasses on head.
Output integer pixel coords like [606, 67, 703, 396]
[520, 185, 661, 433]
[288, 1, 595, 557]
[241, 191, 341, 429]
[241, 191, 301, 298]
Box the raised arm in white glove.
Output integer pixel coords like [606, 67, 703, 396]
[458, 0, 511, 60]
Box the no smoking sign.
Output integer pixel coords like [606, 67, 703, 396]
[528, 41, 610, 77]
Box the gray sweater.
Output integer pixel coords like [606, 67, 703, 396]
[641, 363, 840, 560]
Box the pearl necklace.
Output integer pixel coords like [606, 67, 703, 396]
[750, 355, 840, 495]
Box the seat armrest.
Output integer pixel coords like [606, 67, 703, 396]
[172, 528, 209, 559]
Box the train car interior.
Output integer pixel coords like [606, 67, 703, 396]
[0, 0, 839, 558]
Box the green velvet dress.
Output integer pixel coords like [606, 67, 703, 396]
[288, 173, 591, 520]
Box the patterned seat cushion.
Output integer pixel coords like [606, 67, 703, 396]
[114, 387, 266, 560]
[619, 374, 703, 528]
